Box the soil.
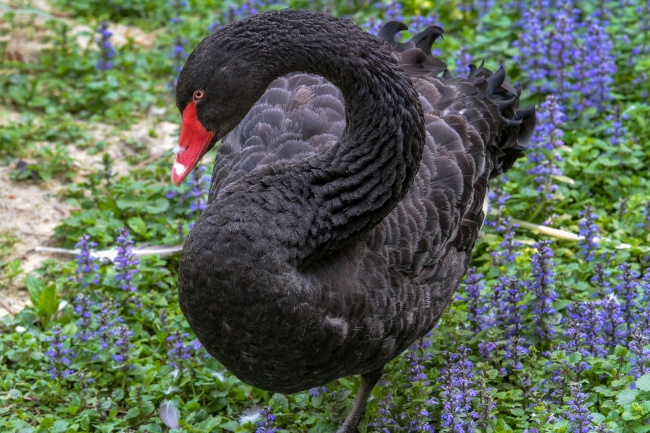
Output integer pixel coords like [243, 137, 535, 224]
[0, 1, 180, 317]
[0, 116, 179, 317]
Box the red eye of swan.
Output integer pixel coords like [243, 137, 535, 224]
[193, 90, 204, 100]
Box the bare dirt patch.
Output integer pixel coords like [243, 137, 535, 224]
[0, 114, 179, 317]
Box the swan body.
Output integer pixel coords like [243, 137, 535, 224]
[173, 9, 534, 430]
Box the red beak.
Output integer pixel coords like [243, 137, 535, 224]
[172, 101, 216, 185]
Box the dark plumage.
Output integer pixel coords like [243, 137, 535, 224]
[173, 9, 535, 432]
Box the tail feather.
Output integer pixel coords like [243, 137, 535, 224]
[377, 20, 536, 178]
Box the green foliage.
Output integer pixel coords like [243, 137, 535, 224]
[1, 0, 649, 431]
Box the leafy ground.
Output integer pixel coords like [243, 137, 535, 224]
[1, 0, 650, 432]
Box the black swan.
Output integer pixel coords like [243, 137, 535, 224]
[172, 9, 534, 432]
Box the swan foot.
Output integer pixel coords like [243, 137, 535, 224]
[336, 368, 383, 433]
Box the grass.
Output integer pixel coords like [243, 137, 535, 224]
[1, 0, 650, 432]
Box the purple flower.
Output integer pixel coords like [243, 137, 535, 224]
[478, 341, 496, 359]
[563, 302, 606, 357]
[73, 235, 100, 287]
[166, 330, 195, 370]
[73, 294, 96, 341]
[440, 345, 479, 432]
[503, 335, 529, 372]
[96, 299, 123, 350]
[599, 295, 625, 351]
[579, 17, 616, 112]
[111, 325, 135, 371]
[529, 240, 558, 340]
[614, 263, 640, 339]
[44, 326, 75, 379]
[209, 0, 274, 31]
[628, 331, 650, 383]
[491, 216, 521, 265]
[590, 262, 612, 296]
[460, 267, 488, 335]
[370, 392, 400, 432]
[566, 384, 593, 433]
[493, 276, 527, 338]
[95, 21, 115, 71]
[636, 200, 650, 235]
[465, 0, 495, 16]
[255, 407, 277, 433]
[308, 386, 328, 397]
[527, 94, 564, 204]
[577, 206, 600, 262]
[513, 9, 551, 94]
[406, 345, 429, 385]
[454, 45, 473, 76]
[114, 228, 139, 292]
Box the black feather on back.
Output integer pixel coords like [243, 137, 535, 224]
[183, 12, 535, 393]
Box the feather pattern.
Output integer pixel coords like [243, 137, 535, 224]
[176, 10, 535, 396]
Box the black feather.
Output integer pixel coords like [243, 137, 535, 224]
[175, 10, 536, 433]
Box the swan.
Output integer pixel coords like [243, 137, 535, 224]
[172, 9, 534, 432]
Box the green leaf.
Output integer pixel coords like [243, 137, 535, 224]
[201, 416, 223, 432]
[510, 407, 525, 417]
[312, 393, 323, 408]
[125, 407, 140, 420]
[617, 388, 639, 406]
[39, 285, 59, 317]
[270, 393, 289, 411]
[25, 274, 44, 309]
[111, 388, 124, 402]
[567, 352, 582, 364]
[40, 416, 54, 429]
[635, 374, 650, 391]
[144, 197, 169, 214]
[127, 216, 148, 238]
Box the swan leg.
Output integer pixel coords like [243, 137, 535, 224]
[336, 368, 383, 433]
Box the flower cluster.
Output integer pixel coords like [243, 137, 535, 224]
[605, 108, 630, 146]
[168, 0, 189, 92]
[460, 267, 489, 335]
[514, 5, 616, 115]
[614, 263, 640, 339]
[577, 206, 600, 262]
[255, 407, 277, 433]
[566, 384, 593, 433]
[454, 45, 473, 76]
[460, 0, 495, 16]
[527, 94, 565, 204]
[529, 240, 558, 340]
[166, 330, 201, 371]
[628, 331, 650, 384]
[73, 235, 100, 288]
[563, 301, 606, 357]
[439, 345, 496, 431]
[44, 326, 75, 379]
[95, 21, 115, 71]
[74, 294, 96, 341]
[115, 227, 139, 292]
[112, 325, 135, 371]
[491, 216, 521, 265]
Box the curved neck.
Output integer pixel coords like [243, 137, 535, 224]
[214, 10, 425, 266]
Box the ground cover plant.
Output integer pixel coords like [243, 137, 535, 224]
[1, 0, 649, 432]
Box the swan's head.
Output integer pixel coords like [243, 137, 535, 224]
[171, 23, 275, 185]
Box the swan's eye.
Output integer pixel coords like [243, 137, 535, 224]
[193, 90, 205, 101]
